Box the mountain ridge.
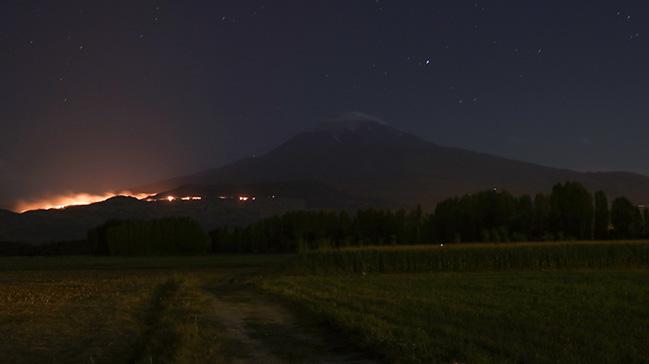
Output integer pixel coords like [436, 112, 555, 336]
[138, 117, 649, 206]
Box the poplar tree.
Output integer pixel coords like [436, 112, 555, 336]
[593, 191, 609, 240]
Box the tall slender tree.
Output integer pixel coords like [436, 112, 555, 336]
[611, 197, 643, 239]
[593, 191, 609, 240]
[644, 208, 649, 238]
[550, 182, 594, 240]
[512, 195, 534, 241]
[533, 193, 551, 240]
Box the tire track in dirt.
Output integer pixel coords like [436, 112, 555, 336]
[205, 278, 378, 364]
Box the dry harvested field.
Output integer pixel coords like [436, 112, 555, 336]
[0, 256, 373, 363]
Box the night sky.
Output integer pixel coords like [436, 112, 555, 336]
[2, 1, 649, 208]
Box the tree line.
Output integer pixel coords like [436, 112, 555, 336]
[88, 217, 210, 255]
[211, 182, 649, 253]
[4, 181, 645, 256]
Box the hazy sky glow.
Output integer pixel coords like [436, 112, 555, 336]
[2, 0, 649, 208]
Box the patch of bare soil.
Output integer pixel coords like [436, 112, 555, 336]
[204, 279, 378, 364]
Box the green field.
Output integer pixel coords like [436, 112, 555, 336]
[263, 271, 649, 363]
[289, 240, 649, 273]
[2, 242, 649, 363]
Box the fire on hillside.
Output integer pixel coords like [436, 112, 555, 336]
[15, 192, 263, 213]
[15, 192, 154, 213]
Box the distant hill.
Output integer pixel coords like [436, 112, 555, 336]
[4, 113, 649, 245]
[141, 113, 649, 207]
[0, 181, 386, 244]
[0, 195, 309, 244]
[0, 209, 17, 219]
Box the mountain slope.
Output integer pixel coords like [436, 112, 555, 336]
[0, 196, 306, 244]
[142, 114, 649, 207]
[156, 180, 396, 210]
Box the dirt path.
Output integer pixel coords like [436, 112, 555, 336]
[203, 277, 378, 364]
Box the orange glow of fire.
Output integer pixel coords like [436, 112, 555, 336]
[181, 196, 202, 201]
[15, 191, 154, 213]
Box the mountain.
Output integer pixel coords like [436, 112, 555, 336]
[141, 113, 649, 207]
[4, 113, 649, 245]
[155, 180, 395, 210]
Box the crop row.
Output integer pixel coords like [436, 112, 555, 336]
[288, 241, 649, 273]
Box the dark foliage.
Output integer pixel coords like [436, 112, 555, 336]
[611, 198, 645, 239]
[211, 182, 648, 253]
[0, 241, 37, 256]
[4, 182, 646, 256]
[593, 191, 609, 240]
[88, 217, 210, 256]
[549, 182, 594, 240]
[0, 240, 89, 256]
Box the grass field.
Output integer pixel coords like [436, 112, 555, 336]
[2, 242, 649, 363]
[263, 271, 649, 363]
[269, 241, 649, 363]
